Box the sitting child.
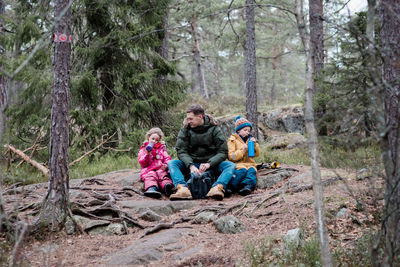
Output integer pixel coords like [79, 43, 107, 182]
[227, 116, 260, 196]
[137, 127, 174, 198]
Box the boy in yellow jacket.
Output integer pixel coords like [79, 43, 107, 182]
[227, 116, 260, 196]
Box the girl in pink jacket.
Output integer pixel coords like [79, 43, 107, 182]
[137, 128, 173, 198]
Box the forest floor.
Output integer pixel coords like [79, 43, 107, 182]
[2, 162, 384, 267]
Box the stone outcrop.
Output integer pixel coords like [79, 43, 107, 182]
[262, 105, 305, 134]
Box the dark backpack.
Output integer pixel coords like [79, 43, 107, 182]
[187, 170, 216, 199]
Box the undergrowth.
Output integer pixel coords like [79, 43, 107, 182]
[242, 233, 378, 267]
[261, 141, 381, 170]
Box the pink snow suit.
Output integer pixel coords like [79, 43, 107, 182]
[138, 141, 172, 190]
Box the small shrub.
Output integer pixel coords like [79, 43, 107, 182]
[242, 236, 321, 267]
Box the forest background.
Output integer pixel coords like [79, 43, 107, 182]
[1, 0, 400, 266]
[1, 0, 370, 183]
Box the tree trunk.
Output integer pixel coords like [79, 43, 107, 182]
[0, 0, 9, 230]
[245, 0, 258, 139]
[309, 0, 324, 86]
[38, 0, 72, 232]
[295, 1, 333, 266]
[158, 8, 169, 60]
[190, 64, 197, 92]
[270, 23, 278, 104]
[380, 1, 400, 266]
[309, 0, 326, 135]
[214, 54, 221, 96]
[191, 17, 208, 98]
[271, 46, 277, 104]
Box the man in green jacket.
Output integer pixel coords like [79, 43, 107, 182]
[168, 104, 235, 200]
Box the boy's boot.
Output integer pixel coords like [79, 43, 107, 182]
[144, 186, 162, 199]
[206, 184, 225, 200]
[170, 184, 192, 200]
[239, 185, 252, 196]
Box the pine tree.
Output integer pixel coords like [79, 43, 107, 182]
[37, 0, 72, 231]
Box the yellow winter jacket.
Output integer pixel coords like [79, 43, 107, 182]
[227, 133, 260, 170]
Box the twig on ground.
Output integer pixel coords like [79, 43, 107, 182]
[140, 222, 175, 238]
[233, 201, 248, 216]
[249, 192, 281, 214]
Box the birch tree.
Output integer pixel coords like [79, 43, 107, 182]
[295, 0, 333, 265]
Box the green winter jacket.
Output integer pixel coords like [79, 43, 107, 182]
[176, 115, 228, 169]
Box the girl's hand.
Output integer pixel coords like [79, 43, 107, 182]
[162, 164, 168, 170]
[243, 143, 248, 151]
[250, 137, 257, 142]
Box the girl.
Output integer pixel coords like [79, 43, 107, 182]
[138, 128, 174, 198]
[227, 116, 260, 196]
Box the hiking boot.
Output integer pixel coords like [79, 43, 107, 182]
[144, 186, 162, 199]
[239, 185, 252, 196]
[169, 184, 192, 200]
[164, 183, 174, 197]
[206, 184, 225, 200]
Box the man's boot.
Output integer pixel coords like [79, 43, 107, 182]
[206, 184, 224, 200]
[169, 184, 192, 200]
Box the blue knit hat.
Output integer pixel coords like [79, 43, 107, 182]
[235, 116, 252, 133]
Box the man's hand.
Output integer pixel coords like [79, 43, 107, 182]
[190, 165, 200, 175]
[199, 163, 210, 174]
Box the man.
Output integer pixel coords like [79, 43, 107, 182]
[168, 104, 235, 200]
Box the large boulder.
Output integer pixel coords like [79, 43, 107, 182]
[262, 105, 305, 134]
[266, 132, 306, 150]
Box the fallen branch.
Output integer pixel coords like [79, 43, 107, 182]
[4, 144, 49, 176]
[101, 146, 133, 152]
[69, 132, 116, 166]
[16, 129, 43, 168]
